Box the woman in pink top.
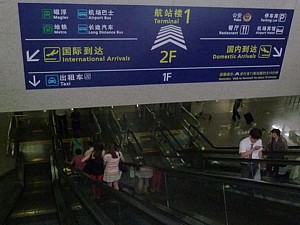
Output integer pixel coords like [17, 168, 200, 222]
[103, 143, 125, 190]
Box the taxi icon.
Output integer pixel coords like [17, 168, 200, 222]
[45, 75, 59, 87]
[48, 77, 57, 85]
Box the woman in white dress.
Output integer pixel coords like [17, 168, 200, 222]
[103, 143, 125, 190]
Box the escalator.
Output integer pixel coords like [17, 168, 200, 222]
[60, 154, 300, 225]
[2, 110, 112, 225]
[3, 111, 61, 225]
[103, 106, 186, 168]
[6, 162, 58, 225]
[3, 110, 300, 225]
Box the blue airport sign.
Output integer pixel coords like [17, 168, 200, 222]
[18, 3, 294, 89]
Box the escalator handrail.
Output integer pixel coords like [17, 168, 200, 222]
[6, 117, 13, 156]
[177, 154, 300, 165]
[90, 109, 102, 136]
[181, 105, 201, 128]
[160, 126, 185, 152]
[161, 151, 300, 166]
[1, 152, 24, 225]
[128, 160, 300, 194]
[6, 116, 17, 158]
[58, 168, 115, 225]
[106, 122, 122, 147]
[51, 111, 66, 160]
[179, 149, 300, 156]
[189, 124, 300, 150]
[127, 129, 144, 154]
[74, 169, 193, 225]
[50, 147, 74, 225]
[157, 128, 182, 157]
[189, 124, 239, 150]
[50, 119, 114, 225]
[145, 105, 156, 121]
[127, 141, 146, 165]
[108, 108, 127, 146]
[109, 108, 124, 133]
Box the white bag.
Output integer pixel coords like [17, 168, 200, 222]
[254, 169, 261, 181]
[278, 166, 288, 175]
[289, 157, 300, 184]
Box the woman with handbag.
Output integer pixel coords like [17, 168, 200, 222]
[103, 143, 125, 190]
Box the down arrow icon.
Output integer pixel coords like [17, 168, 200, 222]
[29, 75, 40, 87]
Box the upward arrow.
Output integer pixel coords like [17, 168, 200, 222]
[151, 25, 187, 51]
[26, 50, 40, 62]
[151, 39, 187, 50]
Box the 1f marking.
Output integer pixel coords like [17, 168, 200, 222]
[163, 72, 172, 82]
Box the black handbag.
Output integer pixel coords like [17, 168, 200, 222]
[83, 152, 93, 174]
[118, 151, 127, 173]
[119, 160, 127, 173]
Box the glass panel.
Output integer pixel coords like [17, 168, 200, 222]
[224, 182, 300, 225]
[70, 172, 165, 225]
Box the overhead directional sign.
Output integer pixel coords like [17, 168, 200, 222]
[18, 3, 294, 89]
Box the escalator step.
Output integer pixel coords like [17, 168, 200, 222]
[7, 211, 57, 225]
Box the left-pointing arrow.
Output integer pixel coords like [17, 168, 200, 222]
[29, 75, 40, 87]
[26, 50, 40, 62]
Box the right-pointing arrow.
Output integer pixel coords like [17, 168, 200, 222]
[29, 75, 40, 87]
[273, 47, 282, 57]
[26, 50, 40, 62]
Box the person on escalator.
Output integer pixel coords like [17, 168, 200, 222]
[151, 168, 162, 193]
[70, 131, 83, 156]
[136, 166, 153, 194]
[82, 143, 105, 200]
[265, 129, 288, 178]
[83, 141, 95, 158]
[56, 109, 68, 136]
[65, 148, 85, 170]
[70, 108, 81, 133]
[232, 99, 243, 121]
[239, 128, 263, 179]
[103, 143, 125, 190]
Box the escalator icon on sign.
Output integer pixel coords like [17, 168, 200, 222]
[44, 47, 61, 62]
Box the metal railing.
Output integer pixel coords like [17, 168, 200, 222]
[181, 105, 200, 128]
[90, 109, 102, 142]
[6, 116, 17, 158]
[108, 108, 126, 146]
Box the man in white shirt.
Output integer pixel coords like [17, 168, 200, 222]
[239, 128, 263, 179]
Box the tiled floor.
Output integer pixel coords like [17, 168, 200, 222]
[112, 96, 300, 149]
[195, 96, 300, 148]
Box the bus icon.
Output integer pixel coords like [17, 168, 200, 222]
[77, 9, 88, 19]
[78, 24, 88, 34]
